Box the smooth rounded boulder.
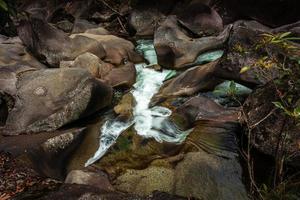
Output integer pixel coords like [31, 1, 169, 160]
[154, 16, 231, 69]
[1, 68, 112, 135]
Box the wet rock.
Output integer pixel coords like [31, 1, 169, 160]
[71, 32, 144, 65]
[154, 15, 231, 69]
[243, 83, 300, 167]
[151, 61, 221, 106]
[0, 128, 87, 179]
[17, 12, 106, 67]
[2, 68, 112, 135]
[214, 20, 279, 87]
[114, 93, 136, 120]
[65, 170, 114, 191]
[173, 0, 223, 35]
[0, 36, 46, 69]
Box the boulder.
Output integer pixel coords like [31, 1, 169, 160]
[154, 15, 231, 69]
[114, 93, 136, 120]
[150, 61, 220, 106]
[65, 170, 114, 191]
[0, 128, 87, 179]
[17, 12, 106, 67]
[0, 36, 46, 69]
[60, 52, 114, 79]
[243, 83, 300, 167]
[172, 96, 239, 129]
[70, 33, 144, 65]
[214, 20, 279, 87]
[129, 8, 165, 37]
[115, 151, 248, 200]
[1, 68, 112, 135]
[71, 19, 98, 33]
[103, 62, 137, 88]
[174, 152, 248, 200]
[173, 0, 223, 35]
[115, 166, 175, 195]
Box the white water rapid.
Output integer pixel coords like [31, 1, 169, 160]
[85, 40, 188, 166]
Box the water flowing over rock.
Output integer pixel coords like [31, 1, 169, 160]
[154, 15, 231, 69]
[85, 40, 189, 166]
[1, 68, 112, 135]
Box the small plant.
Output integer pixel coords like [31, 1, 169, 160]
[0, 0, 8, 11]
[273, 102, 300, 119]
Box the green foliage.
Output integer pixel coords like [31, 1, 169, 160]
[273, 102, 300, 119]
[0, 0, 8, 11]
[228, 80, 238, 97]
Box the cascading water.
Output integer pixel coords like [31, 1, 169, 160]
[85, 40, 189, 166]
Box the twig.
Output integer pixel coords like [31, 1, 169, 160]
[117, 17, 127, 33]
[249, 108, 277, 129]
[99, 0, 121, 16]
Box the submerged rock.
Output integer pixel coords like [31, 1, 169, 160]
[2, 68, 112, 135]
[154, 15, 231, 69]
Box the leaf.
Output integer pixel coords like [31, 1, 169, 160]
[273, 101, 285, 110]
[294, 106, 300, 116]
[0, 0, 7, 11]
[279, 32, 291, 39]
[240, 66, 250, 74]
[261, 33, 274, 38]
